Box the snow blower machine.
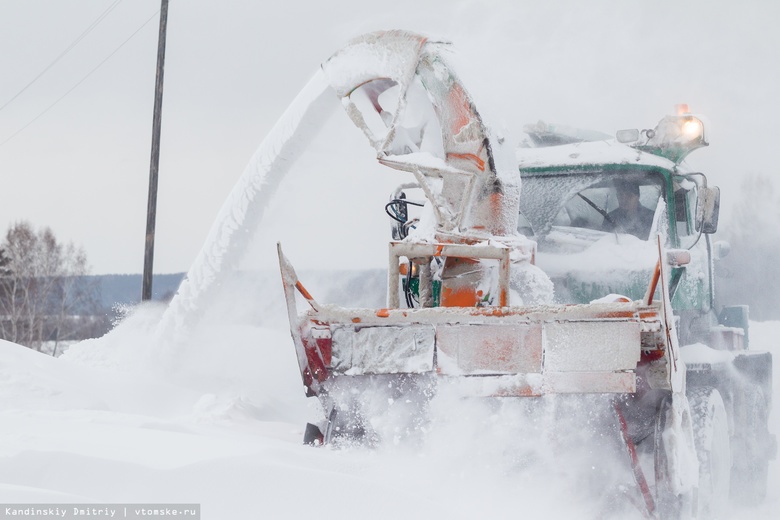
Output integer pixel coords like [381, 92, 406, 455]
[277, 31, 775, 518]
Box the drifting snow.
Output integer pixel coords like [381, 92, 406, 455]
[2, 291, 778, 519]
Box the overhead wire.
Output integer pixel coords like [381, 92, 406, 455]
[0, 0, 125, 113]
[0, 9, 160, 149]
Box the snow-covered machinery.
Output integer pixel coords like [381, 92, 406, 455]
[512, 110, 776, 515]
[277, 31, 775, 518]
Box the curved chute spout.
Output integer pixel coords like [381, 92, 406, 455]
[158, 31, 523, 344]
[321, 30, 521, 238]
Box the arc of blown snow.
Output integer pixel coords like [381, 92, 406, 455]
[156, 70, 337, 340]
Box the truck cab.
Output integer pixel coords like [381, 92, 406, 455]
[516, 137, 719, 346]
[516, 111, 775, 505]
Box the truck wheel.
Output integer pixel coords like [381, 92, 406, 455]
[688, 387, 731, 518]
[731, 387, 771, 505]
[653, 394, 693, 519]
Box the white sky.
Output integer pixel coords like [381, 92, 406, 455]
[1, 0, 778, 274]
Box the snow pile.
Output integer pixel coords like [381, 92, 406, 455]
[679, 342, 737, 365]
[510, 258, 555, 305]
[538, 231, 658, 281]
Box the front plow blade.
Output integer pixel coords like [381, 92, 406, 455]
[278, 243, 667, 402]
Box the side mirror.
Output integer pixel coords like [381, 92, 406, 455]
[666, 249, 692, 267]
[616, 129, 639, 143]
[696, 186, 720, 234]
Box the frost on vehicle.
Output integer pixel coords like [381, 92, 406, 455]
[158, 30, 773, 520]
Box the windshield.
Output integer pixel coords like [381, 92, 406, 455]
[518, 172, 666, 304]
[519, 172, 665, 242]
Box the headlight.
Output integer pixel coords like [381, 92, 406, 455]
[681, 118, 704, 141]
[635, 108, 708, 163]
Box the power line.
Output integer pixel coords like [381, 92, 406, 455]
[0, 0, 125, 113]
[0, 10, 160, 149]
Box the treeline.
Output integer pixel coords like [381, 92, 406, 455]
[0, 221, 108, 355]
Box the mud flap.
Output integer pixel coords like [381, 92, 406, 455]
[614, 400, 656, 518]
[303, 423, 324, 446]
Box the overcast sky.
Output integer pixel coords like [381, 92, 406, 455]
[1, 0, 778, 274]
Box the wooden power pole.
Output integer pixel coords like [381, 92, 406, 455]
[142, 0, 169, 301]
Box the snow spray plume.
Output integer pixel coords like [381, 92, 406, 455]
[363, 390, 647, 519]
[154, 71, 337, 356]
[154, 29, 524, 358]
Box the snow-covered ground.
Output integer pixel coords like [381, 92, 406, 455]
[1, 285, 777, 519]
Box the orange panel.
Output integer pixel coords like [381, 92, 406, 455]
[441, 286, 479, 307]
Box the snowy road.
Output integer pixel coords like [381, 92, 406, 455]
[0, 308, 777, 519]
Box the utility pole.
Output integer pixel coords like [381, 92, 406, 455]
[142, 0, 169, 301]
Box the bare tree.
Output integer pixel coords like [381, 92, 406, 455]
[48, 243, 99, 355]
[0, 221, 99, 352]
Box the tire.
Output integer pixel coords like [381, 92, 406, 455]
[731, 386, 771, 505]
[653, 394, 692, 519]
[688, 387, 731, 518]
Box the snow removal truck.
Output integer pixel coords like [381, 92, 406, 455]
[276, 31, 775, 518]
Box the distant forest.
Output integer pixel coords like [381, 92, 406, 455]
[91, 273, 184, 310]
[61, 273, 185, 342]
[0, 220, 187, 351]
